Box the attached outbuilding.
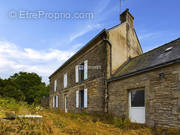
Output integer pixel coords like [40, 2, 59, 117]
[107, 38, 180, 128]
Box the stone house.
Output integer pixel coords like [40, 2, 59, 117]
[49, 9, 180, 128]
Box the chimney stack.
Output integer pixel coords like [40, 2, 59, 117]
[120, 9, 134, 27]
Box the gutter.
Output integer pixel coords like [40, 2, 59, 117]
[107, 58, 180, 83]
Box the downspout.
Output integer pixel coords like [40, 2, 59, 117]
[103, 38, 112, 76]
[103, 37, 112, 113]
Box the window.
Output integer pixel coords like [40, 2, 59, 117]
[54, 80, 57, 92]
[80, 63, 84, 82]
[53, 96, 59, 108]
[131, 90, 145, 107]
[79, 60, 88, 82]
[75, 60, 88, 83]
[64, 73, 67, 88]
[79, 88, 88, 108]
[80, 90, 84, 108]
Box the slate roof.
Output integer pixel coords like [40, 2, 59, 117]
[108, 38, 180, 82]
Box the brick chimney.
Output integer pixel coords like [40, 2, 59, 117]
[120, 9, 134, 27]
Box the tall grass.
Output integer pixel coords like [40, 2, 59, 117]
[0, 97, 179, 135]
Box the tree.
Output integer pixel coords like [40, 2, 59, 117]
[0, 78, 4, 96]
[2, 85, 25, 101]
[0, 72, 49, 104]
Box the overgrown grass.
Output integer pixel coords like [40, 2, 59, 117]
[0, 97, 179, 135]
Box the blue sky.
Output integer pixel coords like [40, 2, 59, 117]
[0, 0, 180, 83]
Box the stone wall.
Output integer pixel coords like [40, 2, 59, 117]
[108, 63, 180, 128]
[57, 77, 105, 113]
[49, 40, 107, 112]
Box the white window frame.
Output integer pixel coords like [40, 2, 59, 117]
[75, 65, 79, 83]
[64, 73, 67, 88]
[56, 95, 59, 108]
[76, 90, 79, 108]
[84, 60, 88, 80]
[54, 80, 57, 92]
[84, 88, 88, 108]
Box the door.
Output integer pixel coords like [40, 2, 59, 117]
[129, 90, 145, 124]
[65, 95, 68, 113]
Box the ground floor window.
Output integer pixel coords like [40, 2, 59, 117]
[76, 88, 88, 109]
[80, 90, 84, 108]
[52, 95, 59, 108]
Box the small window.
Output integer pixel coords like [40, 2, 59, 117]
[165, 47, 173, 52]
[131, 90, 145, 107]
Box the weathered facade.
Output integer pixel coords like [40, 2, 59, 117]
[50, 38, 108, 113]
[49, 9, 142, 113]
[49, 9, 180, 128]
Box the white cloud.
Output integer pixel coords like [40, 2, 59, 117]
[138, 32, 161, 40]
[70, 24, 101, 41]
[72, 43, 83, 50]
[0, 41, 75, 83]
[96, 0, 111, 14]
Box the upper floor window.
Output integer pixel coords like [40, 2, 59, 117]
[54, 80, 57, 92]
[80, 63, 84, 82]
[75, 60, 88, 83]
[64, 73, 67, 88]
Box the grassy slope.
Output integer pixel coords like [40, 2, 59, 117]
[0, 98, 179, 135]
